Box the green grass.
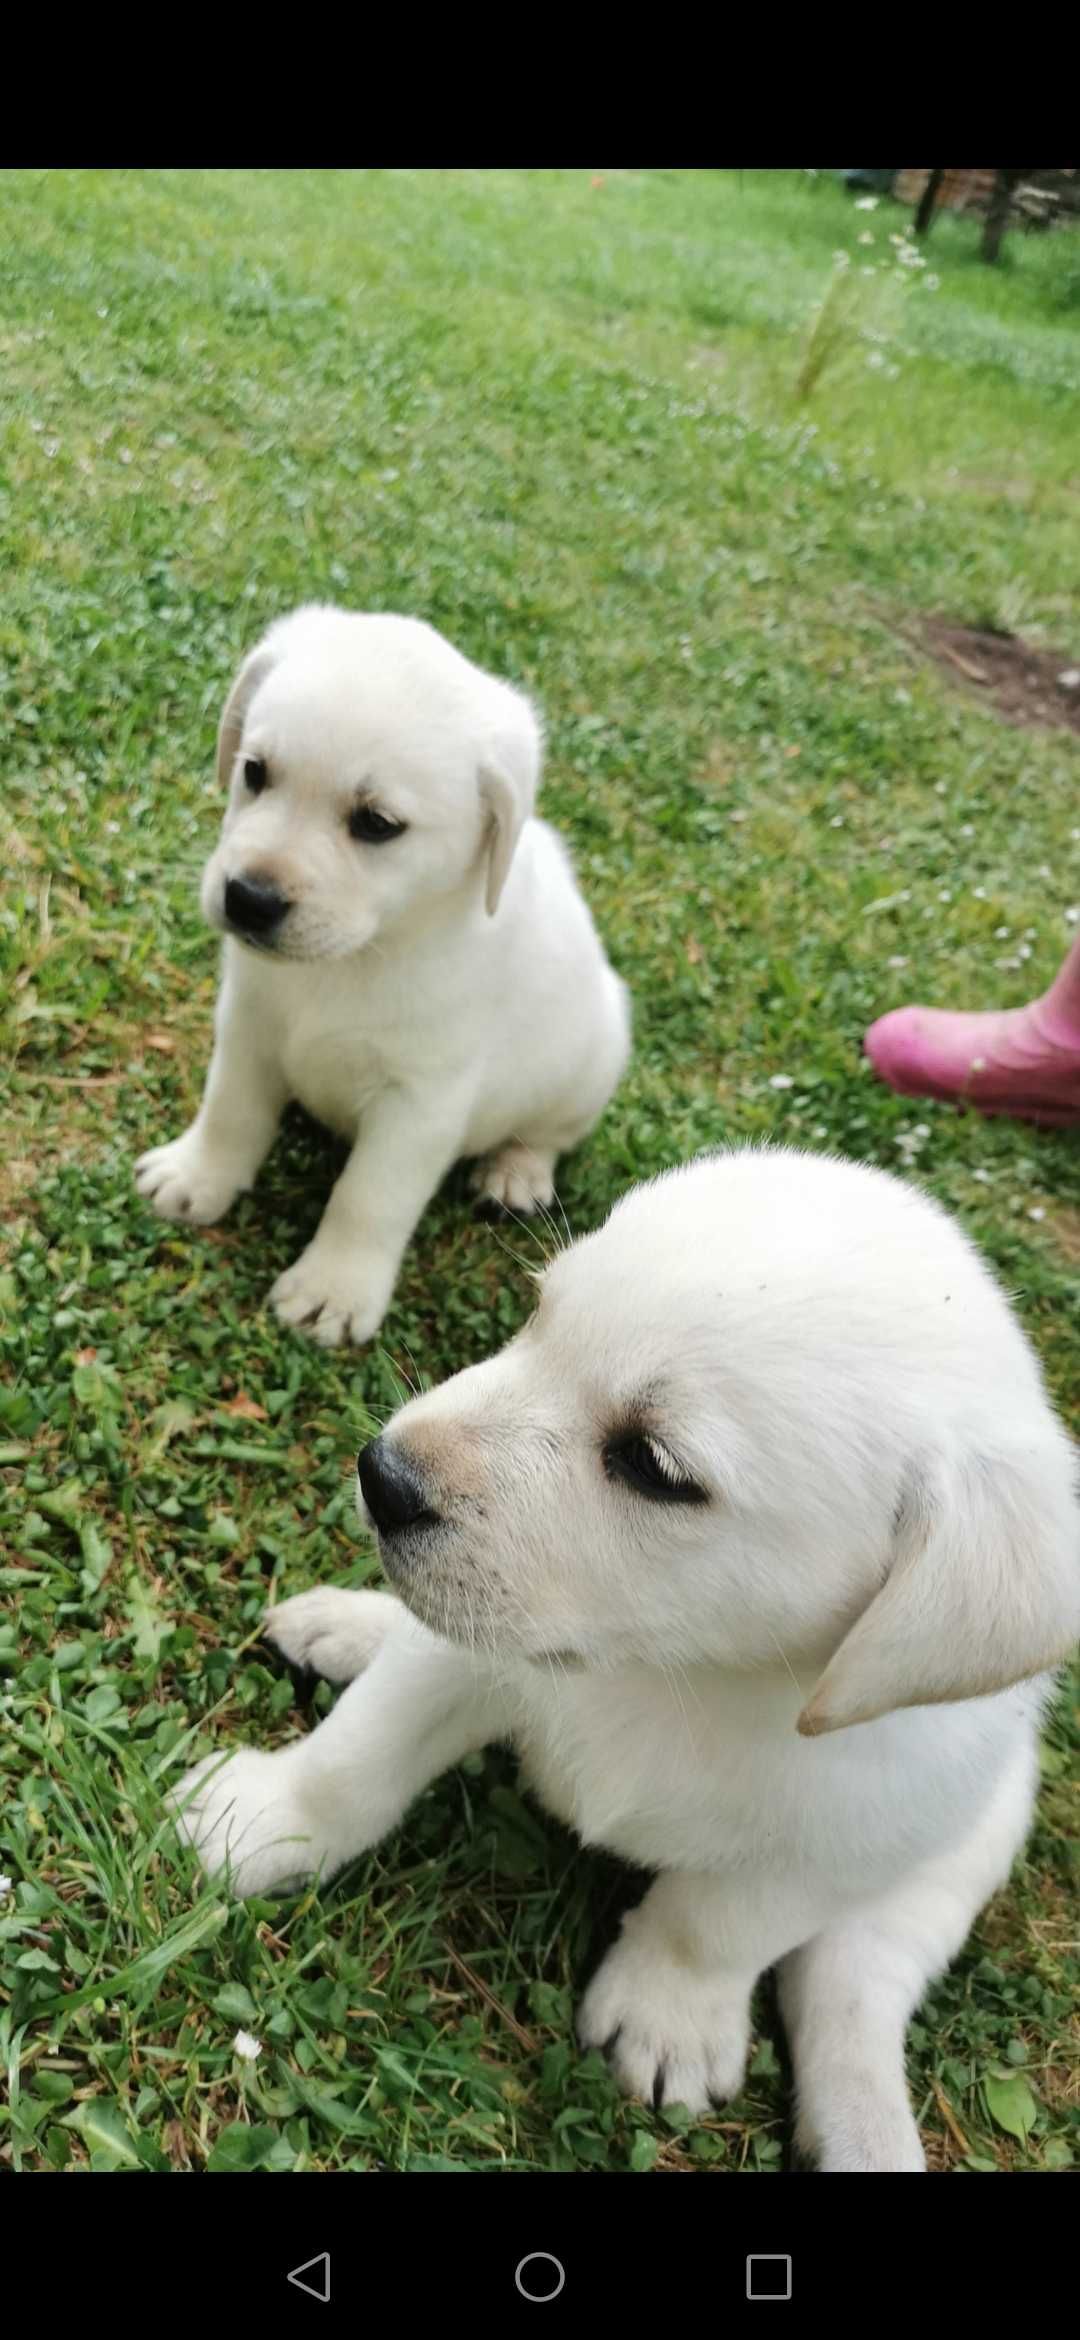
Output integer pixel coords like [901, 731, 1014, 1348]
[1, 166, 1078, 2175]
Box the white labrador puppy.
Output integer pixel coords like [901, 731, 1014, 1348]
[175, 1147, 1080, 2171]
[135, 606, 630, 1345]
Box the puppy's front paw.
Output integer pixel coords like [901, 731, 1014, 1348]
[269, 1242, 395, 1348]
[135, 1132, 243, 1226]
[171, 1747, 336, 1898]
[262, 1587, 405, 1685]
[794, 2098, 926, 2175]
[472, 1143, 556, 1219]
[578, 1926, 750, 2115]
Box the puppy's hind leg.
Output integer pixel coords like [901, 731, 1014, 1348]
[471, 1142, 557, 1220]
[779, 1746, 1036, 2173]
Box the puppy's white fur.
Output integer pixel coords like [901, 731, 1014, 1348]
[175, 1148, 1080, 2170]
[136, 607, 630, 1345]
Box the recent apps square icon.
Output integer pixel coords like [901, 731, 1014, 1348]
[746, 2256, 792, 2301]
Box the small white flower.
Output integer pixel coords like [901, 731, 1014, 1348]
[769, 1073, 795, 1091]
[858, 230, 875, 246]
[1056, 667, 1080, 690]
[832, 249, 852, 268]
[1070, 830, 1080, 844]
[0, 1874, 13, 1898]
[994, 927, 1011, 940]
[866, 351, 886, 371]
[233, 2029, 262, 2061]
[887, 954, 909, 969]
[972, 886, 987, 900]
[972, 1168, 992, 1184]
[960, 823, 975, 838]
[1028, 1207, 1045, 1222]
[896, 1124, 928, 1158]
[938, 890, 952, 903]
[855, 195, 879, 210]
[1037, 864, 1052, 879]
[830, 815, 845, 827]
[1065, 906, 1080, 925]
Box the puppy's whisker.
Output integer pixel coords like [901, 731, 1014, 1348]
[481, 1221, 549, 1285]
[669, 1655, 707, 1727]
[550, 1190, 575, 1255]
[373, 1350, 415, 1410]
[761, 1623, 810, 1702]
[525, 1201, 564, 1263]
[657, 1657, 697, 1750]
[481, 1197, 554, 1264]
[507, 1208, 557, 1265]
[397, 1340, 430, 1401]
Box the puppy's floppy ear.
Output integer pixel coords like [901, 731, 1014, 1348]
[215, 644, 279, 790]
[798, 1438, 1080, 1737]
[478, 689, 542, 916]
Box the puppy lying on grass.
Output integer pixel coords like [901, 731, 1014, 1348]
[176, 1147, 1079, 2171]
[137, 605, 630, 1345]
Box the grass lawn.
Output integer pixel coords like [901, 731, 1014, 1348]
[1, 167, 1078, 2176]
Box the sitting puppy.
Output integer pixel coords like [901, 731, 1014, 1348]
[136, 606, 630, 1345]
[176, 1147, 1080, 2171]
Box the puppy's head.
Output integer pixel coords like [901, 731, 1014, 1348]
[200, 606, 541, 960]
[357, 1148, 1080, 1729]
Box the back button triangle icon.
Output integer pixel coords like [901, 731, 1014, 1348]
[287, 2254, 331, 2303]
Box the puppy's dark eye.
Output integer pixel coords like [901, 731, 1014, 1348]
[604, 1433, 706, 1506]
[348, 803, 407, 844]
[243, 758, 267, 795]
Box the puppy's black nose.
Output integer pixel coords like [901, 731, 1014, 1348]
[357, 1436, 436, 1532]
[224, 873, 289, 937]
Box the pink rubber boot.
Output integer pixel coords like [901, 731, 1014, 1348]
[864, 932, 1080, 1126]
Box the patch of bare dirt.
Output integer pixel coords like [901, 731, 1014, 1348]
[920, 617, 1080, 733]
[1039, 1203, 1080, 1269]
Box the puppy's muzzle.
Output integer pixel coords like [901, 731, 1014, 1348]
[357, 1435, 440, 1537]
[224, 872, 290, 941]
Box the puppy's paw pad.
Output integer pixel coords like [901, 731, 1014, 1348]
[135, 1135, 241, 1226]
[471, 1145, 557, 1219]
[170, 1748, 323, 1898]
[262, 1587, 404, 1684]
[577, 1933, 749, 2117]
